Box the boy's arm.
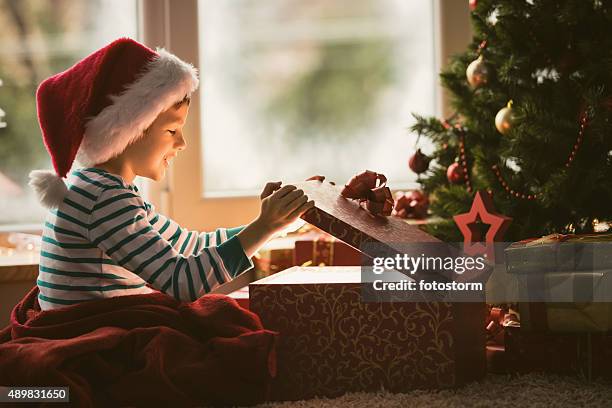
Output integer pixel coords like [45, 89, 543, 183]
[90, 189, 253, 301]
[146, 205, 244, 256]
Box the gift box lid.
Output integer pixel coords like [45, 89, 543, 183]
[295, 180, 439, 261]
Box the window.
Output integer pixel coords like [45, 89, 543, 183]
[198, 0, 437, 197]
[141, 1, 468, 231]
[0, 0, 139, 228]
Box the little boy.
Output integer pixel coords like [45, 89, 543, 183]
[29, 38, 313, 311]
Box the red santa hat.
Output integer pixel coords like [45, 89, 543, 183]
[29, 37, 198, 208]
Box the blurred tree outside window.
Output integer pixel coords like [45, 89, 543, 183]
[199, 0, 437, 196]
[0, 0, 138, 227]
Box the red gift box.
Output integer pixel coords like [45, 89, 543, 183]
[250, 266, 487, 401]
[253, 230, 321, 279]
[294, 235, 362, 266]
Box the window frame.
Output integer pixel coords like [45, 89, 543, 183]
[0, 0, 141, 233]
[139, 0, 471, 231]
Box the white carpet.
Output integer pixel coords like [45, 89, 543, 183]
[256, 373, 612, 408]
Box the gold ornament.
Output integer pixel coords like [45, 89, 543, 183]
[495, 100, 514, 134]
[466, 55, 489, 87]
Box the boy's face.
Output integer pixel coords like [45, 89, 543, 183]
[123, 102, 189, 181]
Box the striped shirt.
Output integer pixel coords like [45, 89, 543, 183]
[38, 167, 253, 311]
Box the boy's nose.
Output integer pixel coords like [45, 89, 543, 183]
[175, 133, 187, 150]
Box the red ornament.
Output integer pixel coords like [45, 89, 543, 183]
[408, 149, 430, 174]
[469, 0, 477, 11]
[447, 162, 465, 184]
[393, 190, 429, 219]
[453, 191, 512, 261]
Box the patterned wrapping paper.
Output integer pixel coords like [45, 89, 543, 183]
[250, 267, 486, 401]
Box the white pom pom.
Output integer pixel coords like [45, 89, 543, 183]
[28, 169, 68, 209]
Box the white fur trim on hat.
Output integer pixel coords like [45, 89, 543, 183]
[29, 169, 68, 209]
[75, 49, 198, 167]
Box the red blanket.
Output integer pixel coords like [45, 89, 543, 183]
[0, 287, 277, 407]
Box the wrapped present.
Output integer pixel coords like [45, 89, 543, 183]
[253, 230, 320, 279]
[250, 266, 486, 401]
[504, 233, 612, 332]
[294, 234, 362, 267]
[253, 236, 296, 278]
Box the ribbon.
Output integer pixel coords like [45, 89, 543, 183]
[340, 170, 394, 217]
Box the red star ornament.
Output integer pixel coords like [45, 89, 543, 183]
[453, 191, 512, 261]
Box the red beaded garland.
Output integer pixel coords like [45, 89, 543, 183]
[491, 164, 539, 201]
[491, 110, 588, 200]
[458, 132, 472, 192]
[564, 112, 588, 168]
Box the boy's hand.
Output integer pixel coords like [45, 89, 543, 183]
[237, 182, 315, 259]
[257, 185, 314, 234]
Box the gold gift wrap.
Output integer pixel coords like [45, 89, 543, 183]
[516, 271, 612, 332]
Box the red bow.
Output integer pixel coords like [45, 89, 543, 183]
[340, 170, 394, 217]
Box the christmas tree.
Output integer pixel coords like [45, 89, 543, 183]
[410, 0, 612, 242]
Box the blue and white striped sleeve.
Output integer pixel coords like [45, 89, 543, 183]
[145, 202, 244, 257]
[89, 188, 253, 301]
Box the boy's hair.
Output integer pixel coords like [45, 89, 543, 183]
[174, 95, 191, 109]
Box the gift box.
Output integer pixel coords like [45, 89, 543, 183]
[250, 266, 487, 401]
[504, 234, 612, 332]
[253, 230, 321, 279]
[253, 235, 298, 278]
[294, 235, 362, 267]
